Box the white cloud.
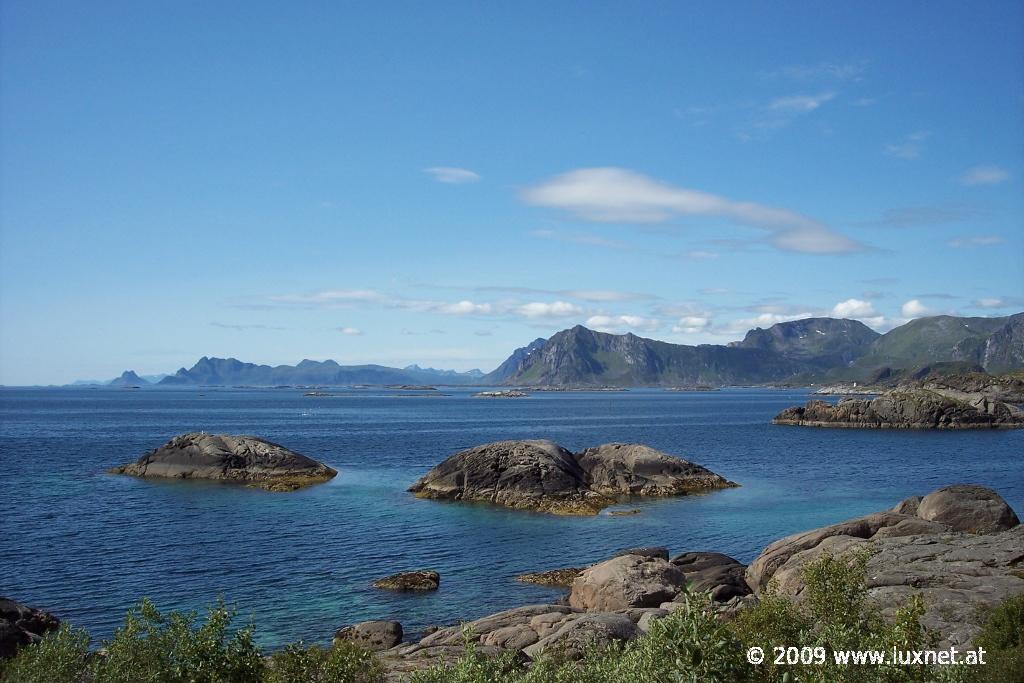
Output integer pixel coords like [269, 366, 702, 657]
[724, 311, 817, 333]
[521, 167, 864, 254]
[974, 298, 1005, 309]
[831, 298, 877, 318]
[960, 165, 1010, 186]
[338, 327, 363, 336]
[529, 228, 630, 250]
[901, 299, 931, 318]
[439, 300, 492, 315]
[672, 316, 711, 334]
[423, 167, 481, 184]
[765, 61, 867, 82]
[884, 131, 930, 160]
[768, 92, 836, 112]
[585, 315, 661, 334]
[268, 290, 386, 307]
[517, 301, 583, 318]
[948, 235, 1004, 248]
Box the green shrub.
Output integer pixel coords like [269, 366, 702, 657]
[0, 624, 91, 683]
[968, 593, 1024, 683]
[93, 598, 264, 682]
[265, 641, 384, 683]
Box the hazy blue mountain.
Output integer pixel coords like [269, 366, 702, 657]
[108, 370, 150, 387]
[157, 356, 483, 386]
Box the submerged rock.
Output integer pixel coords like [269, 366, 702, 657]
[516, 567, 587, 587]
[745, 484, 1023, 647]
[373, 571, 440, 592]
[408, 440, 735, 515]
[772, 388, 1024, 429]
[0, 598, 60, 659]
[108, 433, 337, 492]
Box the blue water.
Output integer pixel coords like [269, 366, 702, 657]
[1, 387, 1022, 647]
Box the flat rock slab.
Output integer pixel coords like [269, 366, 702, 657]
[408, 440, 735, 515]
[109, 433, 337, 491]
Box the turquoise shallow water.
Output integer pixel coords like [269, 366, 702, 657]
[1, 387, 1022, 647]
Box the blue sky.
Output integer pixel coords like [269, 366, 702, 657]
[1, 1, 1022, 384]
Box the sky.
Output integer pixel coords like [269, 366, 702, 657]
[1, 1, 1022, 385]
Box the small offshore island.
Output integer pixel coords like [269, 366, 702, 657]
[108, 433, 338, 492]
[408, 440, 736, 515]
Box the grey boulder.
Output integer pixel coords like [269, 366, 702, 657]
[569, 554, 685, 611]
[334, 620, 403, 651]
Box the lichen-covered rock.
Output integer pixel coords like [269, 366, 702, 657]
[772, 388, 1024, 429]
[745, 485, 1023, 647]
[0, 598, 59, 659]
[613, 546, 670, 561]
[522, 613, 638, 660]
[109, 433, 337, 491]
[408, 440, 735, 515]
[373, 571, 440, 591]
[569, 555, 685, 611]
[334, 620, 403, 651]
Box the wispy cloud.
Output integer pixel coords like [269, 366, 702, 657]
[960, 165, 1010, 186]
[947, 235, 1004, 248]
[884, 130, 930, 160]
[438, 300, 492, 315]
[859, 205, 976, 228]
[529, 228, 631, 251]
[762, 60, 868, 82]
[972, 296, 1023, 309]
[672, 315, 712, 334]
[337, 327, 363, 336]
[210, 322, 286, 331]
[768, 92, 837, 113]
[423, 167, 481, 184]
[522, 167, 866, 254]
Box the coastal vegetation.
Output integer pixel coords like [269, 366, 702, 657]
[4, 554, 1022, 682]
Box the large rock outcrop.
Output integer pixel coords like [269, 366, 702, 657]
[109, 433, 337, 492]
[745, 485, 1023, 647]
[0, 598, 60, 659]
[408, 440, 735, 515]
[773, 388, 1024, 429]
[569, 555, 685, 610]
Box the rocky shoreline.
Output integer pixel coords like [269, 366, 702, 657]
[5, 484, 1022, 679]
[408, 440, 737, 515]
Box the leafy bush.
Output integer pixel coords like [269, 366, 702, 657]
[265, 641, 384, 683]
[95, 598, 264, 683]
[0, 623, 91, 683]
[968, 593, 1024, 683]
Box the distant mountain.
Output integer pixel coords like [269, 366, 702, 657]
[403, 365, 485, 383]
[481, 337, 547, 384]
[109, 370, 150, 387]
[491, 325, 806, 387]
[839, 313, 1024, 379]
[492, 314, 1024, 387]
[157, 357, 483, 386]
[729, 317, 880, 368]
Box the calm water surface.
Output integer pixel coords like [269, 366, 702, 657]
[2, 387, 1022, 646]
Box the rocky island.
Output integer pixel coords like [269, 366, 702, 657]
[408, 440, 736, 515]
[109, 433, 338, 492]
[773, 386, 1024, 429]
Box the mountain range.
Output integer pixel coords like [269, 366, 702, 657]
[77, 312, 1023, 388]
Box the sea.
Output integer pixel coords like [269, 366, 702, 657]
[1, 386, 1021, 647]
